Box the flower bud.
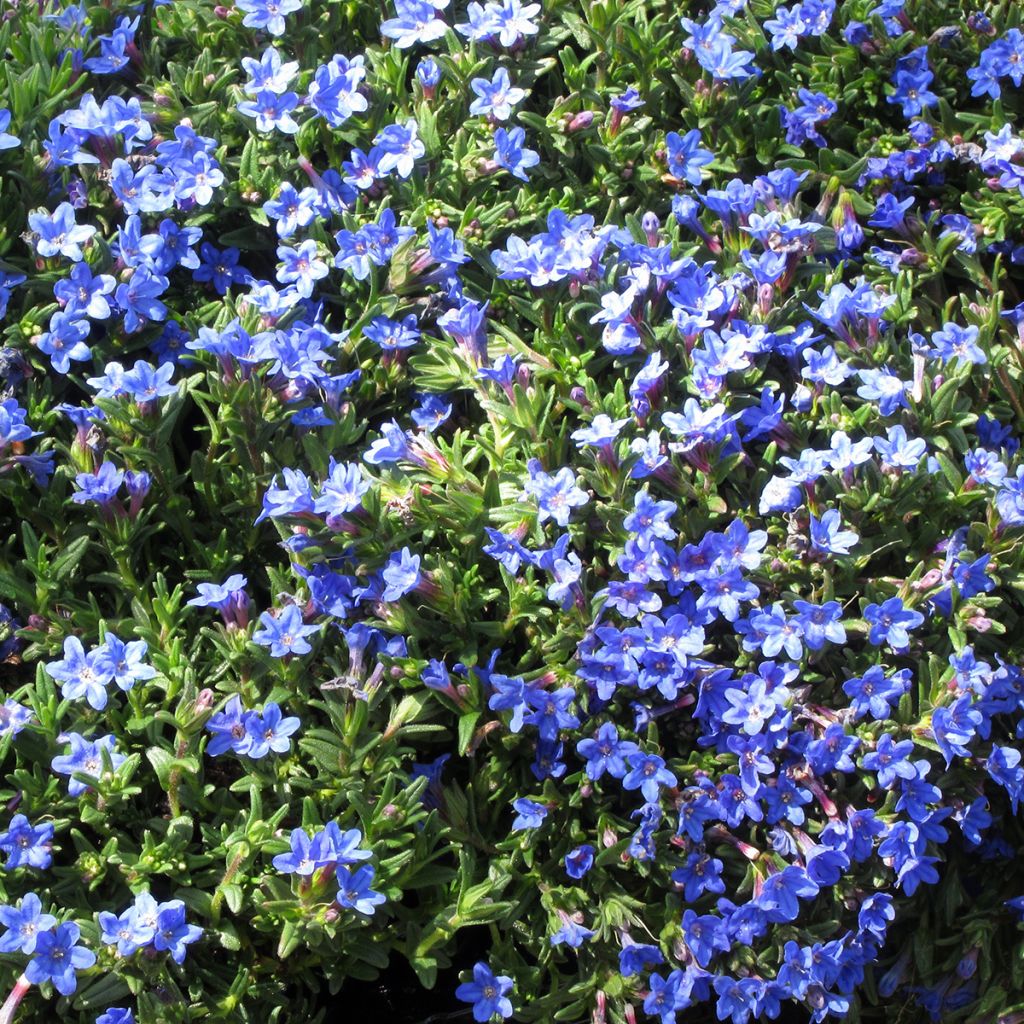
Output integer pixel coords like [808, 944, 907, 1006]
[641, 211, 660, 245]
[567, 111, 594, 133]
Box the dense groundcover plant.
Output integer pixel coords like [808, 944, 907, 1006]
[2, 0, 1024, 1020]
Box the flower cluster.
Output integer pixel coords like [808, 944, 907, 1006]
[1, 0, 1024, 1021]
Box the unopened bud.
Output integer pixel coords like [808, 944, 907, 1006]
[567, 111, 594, 133]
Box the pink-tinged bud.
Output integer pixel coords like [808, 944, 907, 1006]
[567, 111, 595, 133]
[758, 283, 774, 317]
[569, 385, 590, 408]
[467, 719, 502, 755]
[804, 777, 839, 818]
[593, 991, 607, 1024]
[706, 825, 761, 860]
[641, 211, 660, 246]
[195, 689, 216, 713]
[624, 1004, 638, 1024]
[214, 4, 230, 17]
[966, 613, 993, 632]
[911, 352, 927, 403]
[913, 568, 944, 590]
[602, 827, 617, 848]
[124, 470, 151, 518]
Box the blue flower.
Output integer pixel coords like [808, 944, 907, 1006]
[45, 636, 114, 709]
[264, 183, 319, 237]
[115, 267, 169, 332]
[873, 425, 926, 471]
[235, 0, 302, 36]
[99, 633, 156, 691]
[363, 313, 420, 353]
[381, 0, 448, 48]
[205, 696, 253, 757]
[314, 459, 371, 525]
[664, 129, 714, 185]
[575, 722, 639, 780]
[493, 126, 539, 181]
[930, 322, 986, 366]
[193, 243, 250, 295]
[510, 797, 547, 831]
[251, 602, 319, 659]
[863, 596, 925, 650]
[856, 368, 909, 417]
[97, 1010, 135, 1024]
[680, 909, 731, 968]
[153, 900, 203, 964]
[0, 699, 33, 740]
[416, 57, 441, 88]
[564, 843, 594, 879]
[0, 109, 20, 150]
[523, 459, 588, 527]
[187, 574, 249, 617]
[277, 239, 329, 298]
[623, 752, 676, 802]
[0, 814, 53, 870]
[51, 733, 127, 796]
[381, 547, 423, 601]
[843, 666, 911, 720]
[0, 893, 57, 953]
[469, 67, 526, 121]
[456, 962, 514, 1022]
[122, 360, 178, 404]
[861, 733, 917, 788]
[619, 942, 664, 977]
[411, 393, 452, 432]
[273, 828, 332, 875]
[336, 864, 386, 915]
[308, 54, 369, 126]
[244, 702, 301, 757]
[37, 311, 91, 373]
[242, 46, 299, 93]
[53, 261, 116, 320]
[256, 467, 316, 523]
[373, 119, 425, 178]
[550, 917, 596, 948]
[99, 895, 158, 957]
[29, 202, 95, 261]
[808, 509, 859, 557]
[26, 922, 95, 995]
